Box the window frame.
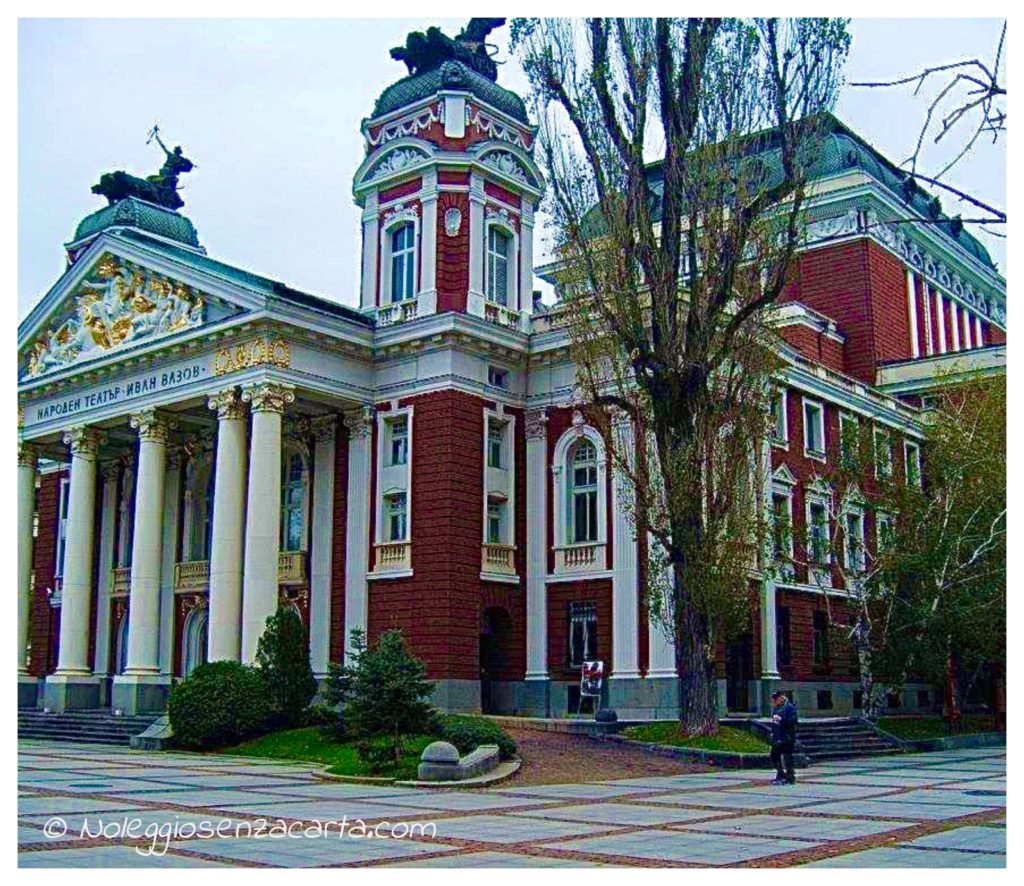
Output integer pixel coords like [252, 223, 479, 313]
[551, 425, 608, 552]
[904, 440, 922, 486]
[280, 448, 309, 553]
[838, 412, 860, 470]
[378, 208, 420, 307]
[802, 397, 826, 461]
[54, 474, 71, 581]
[483, 214, 519, 311]
[375, 406, 414, 547]
[805, 483, 833, 588]
[567, 600, 598, 670]
[874, 427, 894, 479]
[812, 610, 830, 668]
[770, 388, 789, 447]
[481, 409, 516, 554]
[843, 506, 866, 574]
[569, 438, 600, 545]
[485, 225, 511, 306]
[385, 491, 408, 543]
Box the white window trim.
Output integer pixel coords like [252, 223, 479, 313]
[379, 208, 420, 307]
[54, 474, 71, 581]
[842, 505, 866, 574]
[805, 485, 832, 588]
[483, 214, 520, 311]
[771, 387, 789, 449]
[771, 485, 795, 580]
[904, 440, 922, 486]
[481, 409, 516, 549]
[281, 442, 311, 553]
[552, 424, 608, 551]
[874, 427, 893, 479]
[375, 405, 414, 545]
[838, 412, 859, 467]
[802, 396, 826, 462]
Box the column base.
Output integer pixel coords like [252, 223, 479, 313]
[429, 679, 481, 713]
[757, 675, 782, 715]
[521, 677, 551, 717]
[112, 674, 171, 715]
[18, 674, 41, 709]
[607, 676, 680, 719]
[43, 674, 101, 712]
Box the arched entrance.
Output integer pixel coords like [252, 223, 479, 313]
[479, 606, 512, 714]
[181, 606, 208, 677]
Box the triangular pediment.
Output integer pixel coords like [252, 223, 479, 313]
[772, 463, 798, 487]
[19, 247, 245, 382]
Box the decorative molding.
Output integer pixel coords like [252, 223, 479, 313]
[310, 414, 338, 442]
[480, 150, 528, 183]
[369, 147, 430, 181]
[129, 408, 174, 443]
[241, 381, 296, 414]
[212, 337, 290, 377]
[524, 408, 548, 440]
[342, 405, 375, 438]
[468, 108, 529, 150]
[444, 207, 463, 237]
[365, 104, 441, 148]
[63, 426, 106, 458]
[17, 441, 37, 469]
[207, 388, 246, 421]
[382, 202, 420, 229]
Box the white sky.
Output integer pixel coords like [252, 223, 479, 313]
[18, 17, 1006, 320]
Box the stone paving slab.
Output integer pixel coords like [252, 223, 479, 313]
[213, 799, 449, 822]
[804, 846, 1006, 868]
[717, 782, 895, 800]
[550, 829, 816, 864]
[494, 783, 677, 800]
[903, 825, 1007, 853]
[21, 808, 248, 839]
[18, 796, 150, 816]
[599, 775, 745, 790]
[101, 789, 306, 808]
[511, 802, 732, 827]
[642, 790, 812, 810]
[260, 783, 417, 800]
[382, 791, 562, 812]
[19, 845, 230, 867]
[381, 849, 609, 867]
[427, 814, 612, 844]
[166, 835, 455, 867]
[879, 788, 1006, 808]
[797, 798, 996, 820]
[675, 813, 915, 841]
[810, 773, 964, 788]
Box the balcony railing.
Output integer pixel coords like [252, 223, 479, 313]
[278, 550, 307, 585]
[377, 300, 419, 327]
[554, 543, 606, 575]
[483, 302, 521, 330]
[481, 544, 516, 577]
[374, 541, 411, 573]
[174, 560, 210, 592]
[111, 566, 131, 596]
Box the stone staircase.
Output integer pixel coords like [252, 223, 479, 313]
[795, 717, 903, 761]
[18, 709, 159, 746]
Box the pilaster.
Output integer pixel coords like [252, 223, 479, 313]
[309, 415, 337, 677]
[342, 406, 374, 665]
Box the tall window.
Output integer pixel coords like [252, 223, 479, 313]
[54, 476, 70, 580]
[388, 416, 408, 467]
[803, 399, 825, 458]
[812, 610, 830, 667]
[839, 413, 859, 470]
[569, 439, 599, 544]
[390, 223, 416, 303]
[772, 492, 792, 562]
[487, 422, 504, 469]
[776, 605, 792, 667]
[568, 601, 598, 668]
[487, 501, 504, 545]
[486, 227, 510, 305]
[875, 429, 893, 478]
[386, 492, 407, 542]
[281, 453, 305, 552]
[809, 500, 829, 565]
[904, 441, 922, 486]
[844, 510, 865, 573]
[770, 389, 788, 444]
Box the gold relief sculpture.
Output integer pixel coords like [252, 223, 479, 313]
[213, 336, 291, 377]
[23, 253, 206, 377]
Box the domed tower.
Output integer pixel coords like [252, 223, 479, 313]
[352, 20, 543, 329]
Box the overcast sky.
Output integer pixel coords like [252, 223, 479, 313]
[18, 17, 1006, 320]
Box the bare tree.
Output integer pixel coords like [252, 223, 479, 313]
[513, 18, 850, 735]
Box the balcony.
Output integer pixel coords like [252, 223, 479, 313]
[483, 302, 521, 330]
[554, 543, 606, 575]
[111, 566, 131, 596]
[481, 544, 516, 577]
[174, 560, 210, 592]
[373, 541, 411, 574]
[376, 300, 419, 327]
[278, 550, 307, 585]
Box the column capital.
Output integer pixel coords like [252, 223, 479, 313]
[342, 405, 374, 438]
[99, 456, 122, 478]
[17, 441, 37, 469]
[310, 414, 338, 443]
[208, 388, 246, 421]
[241, 381, 295, 414]
[524, 408, 548, 440]
[166, 446, 186, 471]
[63, 426, 106, 458]
[129, 409, 175, 443]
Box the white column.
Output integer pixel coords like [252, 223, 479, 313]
[936, 289, 948, 354]
[17, 443, 37, 674]
[975, 315, 985, 348]
[466, 173, 486, 317]
[157, 448, 183, 676]
[359, 191, 379, 311]
[525, 409, 549, 680]
[92, 461, 119, 676]
[54, 427, 105, 676]
[646, 538, 677, 678]
[343, 406, 374, 665]
[207, 389, 248, 662]
[418, 170, 438, 315]
[906, 269, 920, 359]
[518, 200, 535, 318]
[759, 438, 780, 679]
[922, 285, 934, 355]
[611, 415, 640, 680]
[122, 409, 171, 675]
[309, 416, 337, 677]
[950, 297, 961, 351]
[240, 381, 295, 663]
[962, 305, 973, 350]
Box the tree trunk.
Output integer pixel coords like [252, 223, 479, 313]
[675, 588, 719, 736]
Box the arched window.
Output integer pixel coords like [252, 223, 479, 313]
[181, 607, 208, 677]
[486, 227, 510, 305]
[390, 223, 416, 303]
[184, 458, 214, 561]
[568, 439, 599, 544]
[281, 452, 306, 552]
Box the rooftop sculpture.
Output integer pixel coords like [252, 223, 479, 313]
[91, 126, 194, 211]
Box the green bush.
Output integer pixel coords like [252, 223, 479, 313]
[168, 660, 271, 750]
[436, 714, 518, 760]
[255, 606, 319, 728]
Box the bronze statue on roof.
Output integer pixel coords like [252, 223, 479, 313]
[91, 125, 194, 211]
[390, 18, 505, 82]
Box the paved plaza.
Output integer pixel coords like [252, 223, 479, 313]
[18, 740, 1005, 868]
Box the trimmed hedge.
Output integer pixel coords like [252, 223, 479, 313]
[168, 661, 271, 750]
[436, 714, 518, 760]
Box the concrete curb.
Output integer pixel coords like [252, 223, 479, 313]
[314, 758, 522, 788]
[596, 733, 777, 769]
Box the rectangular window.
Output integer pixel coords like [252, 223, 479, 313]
[874, 429, 893, 478]
[54, 476, 71, 579]
[904, 441, 922, 486]
[812, 610, 830, 667]
[390, 223, 416, 303]
[487, 501, 504, 545]
[839, 413, 859, 469]
[486, 227, 510, 305]
[387, 493, 407, 542]
[770, 390, 788, 445]
[388, 416, 408, 467]
[803, 399, 825, 458]
[487, 366, 508, 389]
[809, 500, 829, 565]
[568, 601, 598, 668]
[772, 493, 792, 563]
[776, 605, 792, 667]
[844, 511, 865, 573]
[487, 423, 504, 469]
[877, 513, 893, 552]
[817, 689, 834, 710]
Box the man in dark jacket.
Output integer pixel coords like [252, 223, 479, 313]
[769, 690, 798, 785]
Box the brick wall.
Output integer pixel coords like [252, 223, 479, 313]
[28, 471, 62, 676]
[329, 419, 349, 664]
[436, 191, 470, 312]
[546, 579, 613, 681]
[776, 589, 856, 683]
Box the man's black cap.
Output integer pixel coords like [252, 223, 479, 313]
[771, 690, 785, 700]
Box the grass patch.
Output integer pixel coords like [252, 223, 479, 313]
[877, 715, 999, 741]
[621, 722, 769, 753]
[224, 727, 433, 780]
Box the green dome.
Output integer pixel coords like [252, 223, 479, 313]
[69, 197, 201, 249]
[372, 60, 529, 125]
